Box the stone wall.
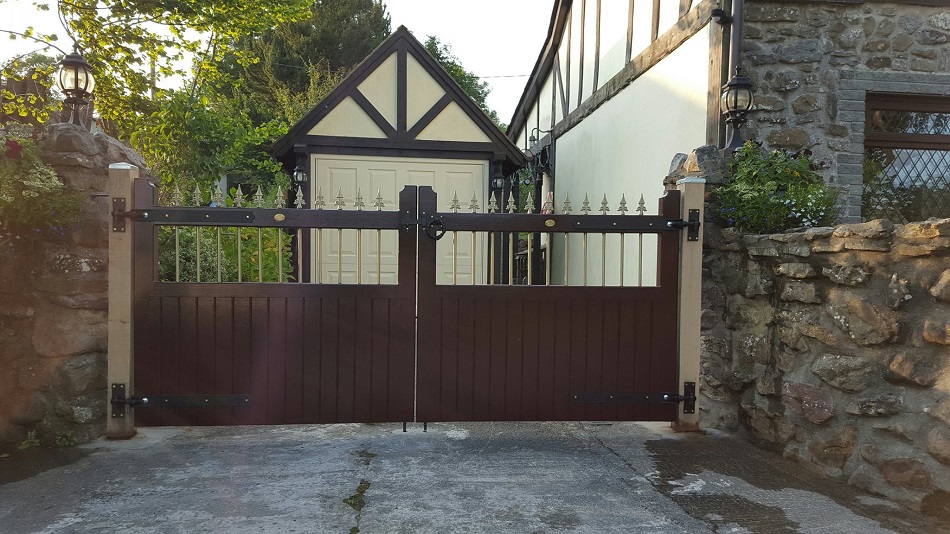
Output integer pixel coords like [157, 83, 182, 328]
[701, 211, 950, 515]
[0, 124, 144, 448]
[740, 0, 950, 221]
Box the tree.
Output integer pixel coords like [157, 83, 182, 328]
[423, 35, 501, 128]
[0, 52, 59, 127]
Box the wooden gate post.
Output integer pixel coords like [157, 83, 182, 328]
[106, 163, 138, 439]
[674, 177, 705, 432]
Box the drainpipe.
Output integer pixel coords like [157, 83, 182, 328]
[728, 0, 744, 78]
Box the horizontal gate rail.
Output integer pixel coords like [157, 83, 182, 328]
[125, 207, 406, 229]
[425, 212, 680, 233]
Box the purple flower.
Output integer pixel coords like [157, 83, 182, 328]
[4, 139, 23, 160]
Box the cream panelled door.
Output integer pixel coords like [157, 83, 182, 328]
[311, 155, 488, 285]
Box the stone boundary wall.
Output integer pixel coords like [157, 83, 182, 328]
[0, 124, 144, 448]
[700, 213, 950, 515]
[741, 0, 950, 221]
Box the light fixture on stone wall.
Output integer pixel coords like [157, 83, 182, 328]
[58, 47, 95, 127]
[293, 158, 308, 184]
[721, 66, 754, 152]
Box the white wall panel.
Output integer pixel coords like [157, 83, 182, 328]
[539, 71, 555, 132]
[568, 4, 582, 110]
[599, 0, 629, 88]
[582, 0, 598, 101]
[631, 0, 653, 58]
[659, 0, 683, 36]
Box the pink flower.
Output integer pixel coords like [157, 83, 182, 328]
[4, 139, 23, 160]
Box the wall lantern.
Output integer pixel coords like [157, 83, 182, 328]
[293, 162, 308, 184]
[58, 47, 95, 126]
[720, 66, 754, 152]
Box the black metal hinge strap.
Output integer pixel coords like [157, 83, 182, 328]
[111, 383, 251, 417]
[666, 209, 701, 241]
[571, 382, 696, 413]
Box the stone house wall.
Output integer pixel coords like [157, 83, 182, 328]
[740, 0, 950, 221]
[0, 124, 144, 448]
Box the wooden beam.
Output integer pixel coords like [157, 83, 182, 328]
[673, 177, 705, 432]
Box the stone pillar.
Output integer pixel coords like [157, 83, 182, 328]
[106, 163, 137, 439]
[674, 177, 705, 432]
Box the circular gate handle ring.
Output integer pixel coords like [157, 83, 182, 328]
[425, 219, 447, 240]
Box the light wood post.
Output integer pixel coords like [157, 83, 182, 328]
[106, 163, 138, 439]
[674, 177, 705, 432]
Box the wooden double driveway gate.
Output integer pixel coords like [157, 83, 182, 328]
[116, 180, 698, 427]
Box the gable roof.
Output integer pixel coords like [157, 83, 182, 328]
[272, 26, 526, 169]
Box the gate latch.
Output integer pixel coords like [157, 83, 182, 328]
[111, 198, 148, 233]
[420, 214, 447, 240]
[666, 209, 701, 241]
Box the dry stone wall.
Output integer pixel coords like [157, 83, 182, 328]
[701, 214, 950, 515]
[0, 124, 144, 448]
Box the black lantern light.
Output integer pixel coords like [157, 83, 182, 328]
[293, 161, 308, 185]
[58, 47, 95, 126]
[721, 66, 754, 152]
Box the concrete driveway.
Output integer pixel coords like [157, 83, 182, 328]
[0, 422, 945, 533]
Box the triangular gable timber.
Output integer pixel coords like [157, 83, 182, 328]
[272, 26, 525, 170]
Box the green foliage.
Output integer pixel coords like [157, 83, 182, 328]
[423, 36, 502, 128]
[0, 134, 81, 241]
[714, 142, 839, 234]
[54, 431, 77, 448]
[17, 430, 40, 450]
[157, 226, 295, 283]
[1, 52, 60, 126]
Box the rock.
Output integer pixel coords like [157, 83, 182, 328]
[929, 270, 950, 302]
[779, 326, 809, 353]
[683, 145, 725, 177]
[886, 352, 941, 388]
[781, 281, 821, 304]
[768, 70, 802, 93]
[783, 382, 834, 424]
[927, 427, 950, 465]
[822, 265, 869, 286]
[931, 12, 950, 30]
[726, 295, 774, 329]
[895, 218, 950, 239]
[774, 263, 816, 279]
[866, 57, 892, 70]
[826, 124, 849, 138]
[742, 403, 797, 443]
[878, 459, 932, 490]
[11, 394, 49, 425]
[778, 39, 823, 63]
[736, 334, 771, 365]
[899, 13, 923, 32]
[745, 5, 800, 22]
[766, 127, 809, 149]
[801, 323, 839, 348]
[44, 124, 101, 157]
[862, 39, 890, 52]
[791, 94, 821, 114]
[834, 220, 893, 239]
[756, 370, 780, 396]
[922, 491, 950, 522]
[826, 297, 900, 346]
[836, 27, 863, 48]
[50, 353, 107, 396]
[887, 274, 912, 309]
[847, 394, 903, 416]
[31, 307, 107, 358]
[924, 321, 950, 346]
[812, 353, 874, 392]
[753, 95, 786, 111]
[809, 426, 857, 468]
[668, 153, 688, 175]
[892, 33, 914, 52]
[723, 372, 756, 392]
[918, 30, 950, 45]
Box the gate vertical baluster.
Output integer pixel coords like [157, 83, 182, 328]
[213, 185, 225, 282]
[637, 194, 646, 286]
[469, 191, 478, 285]
[315, 187, 325, 283]
[506, 190, 516, 285]
[581, 194, 591, 286]
[171, 185, 183, 282]
[355, 189, 364, 284]
[450, 192, 460, 284]
[562, 194, 572, 286]
[234, 186, 245, 282]
[542, 193, 553, 286]
[488, 191, 498, 285]
[619, 194, 628, 286]
[335, 188, 345, 284]
[600, 195, 609, 286]
[255, 186, 265, 282]
[374, 190, 384, 284]
[275, 187, 285, 283]
[193, 185, 203, 283]
[525, 190, 534, 286]
[294, 187, 304, 284]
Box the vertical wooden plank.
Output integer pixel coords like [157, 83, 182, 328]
[601, 299, 620, 421]
[195, 297, 215, 425]
[472, 297, 492, 420]
[232, 298, 252, 425]
[521, 298, 540, 421]
[155, 297, 179, 426]
[564, 7, 572, 114]
[176, 297, 198, 424]
[440, 297, 459, 421]
[633, 302, 653, 421]
[213, 298, 234, 425]
[505, 298, 523, 419]
[370, 298, 389, 421]
[569, 299, 587, 420]
[617, 299, 637, 421]
[249, 297, 270, 424]
[456, 297, 476, 420]
[267, 298, 287, 423]
[320, 297, 339, 422]
[675, 178, 705, 430]
[133, 297, 161, 426]
[651, 0, 661, 42]
[489, 298, 507, 420]
[353, 297, 373, 421]
[537, 298, 557, 421]
[285, 297, 305, 424]
[586, 299, 605, 422]
[337, 297, 357, 422]
[302, 298, 322, 423]
[553, 298, 573, 421]
[625, 0, 635, 64]
[577, 0, 586, 108]
[593, 0, 602, 90]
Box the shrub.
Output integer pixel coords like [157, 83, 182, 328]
[714, 141, 839, 234]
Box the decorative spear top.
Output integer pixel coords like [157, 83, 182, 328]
[541, 192, 554, 214]
[192, 185, 203, 207]
[469, 191, 479, 213]
[315, 186, 326, 210]
[273, 186, 286, 209]
[524, 190, 535, 214]
[505, 190, 517, 213]
[600, 194, 609, 215]
[212, 184, 226, 207]
[618, 194, 628, 215]
[294, 187, 305, 209]
[374, 190, 385, 211]
[233, 185, 245, 208]
[334, 188, 345, 210]
[354, 189, 365, 211]
[636, 193, 646, 215]
[254, 186, 265, 208]
[561, 193, 572, 214]
[450, 192, 461, 213]
[170, 185, 183, 207]
[581, 193, 591, 214]
[488, 191, 499, 213]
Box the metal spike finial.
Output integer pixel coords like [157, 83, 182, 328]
[294, 187, 305, 209]
[450, 192, 461, 213]
[273, 186, 286, 209]
[488, 191, 499, 213]
[581, 194, 591, 214]
[170, 185, 183, 207]
[524, 190, 535, 214]
[355, 189, 365, 211]
[192, 185, 203, 207]
[212, 184, 226, 207]
[600, 194, 609, 215]
[541, 192, 554, 214]
[561, 193, 572, 214]
[636, 193, 647, 215]
[618, 194, 628, 215]
[315, 186, 326, 210]
[254, 186, 265, 208]
[505, 190, 517, 214]
[334, 188, 345, 210]
[374, 190, 385, 211]
[469, 191, 479, 213]
[233, 185, 245, 208]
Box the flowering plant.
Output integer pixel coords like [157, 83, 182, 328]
[0, 134, 80, 242]
[714, 141, 839, 234]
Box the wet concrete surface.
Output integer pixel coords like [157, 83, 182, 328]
[0, 422, 946, 533]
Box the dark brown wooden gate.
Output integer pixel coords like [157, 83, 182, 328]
[128, 183, 685, 426]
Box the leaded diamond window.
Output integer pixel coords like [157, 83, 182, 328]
[863, 93, 950, 223]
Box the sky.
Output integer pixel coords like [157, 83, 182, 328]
[0, 0, 552, 124]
